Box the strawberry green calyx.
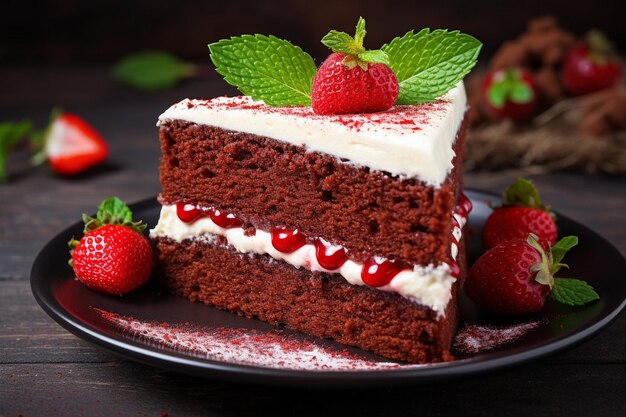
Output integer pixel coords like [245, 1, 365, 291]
[321, 17, 390, 68]
[487, 68, 534, 109]
[527, 233, 599, 306]
[586, 30, 617, 64]
[82, 196, 147, 234]
[500, 177, 554, 217]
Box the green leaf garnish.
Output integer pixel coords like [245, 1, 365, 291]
[552, 278, 599, 306]
[82, 196, 147, 234]
[209, 35, 317, 106]
[113, 51, 196, 91]
[0, 121, 32, 181]
[381, 29, 482, 104]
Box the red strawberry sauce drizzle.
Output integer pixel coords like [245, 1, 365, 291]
[174, 194, 472, 286]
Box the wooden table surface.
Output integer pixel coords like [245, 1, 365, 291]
[1, 67, 625, 417]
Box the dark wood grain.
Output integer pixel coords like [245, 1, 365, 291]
[0, 67, 624, 417]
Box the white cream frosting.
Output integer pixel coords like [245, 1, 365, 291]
[150, 205, 467, 315]
[157, 82, 467, 186]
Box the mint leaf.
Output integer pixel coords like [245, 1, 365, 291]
[209, 35, 317, 106]
[113, 51, 196, 91]
[552, 278, 599, 306]
[381, 29, 482, 104]
[358, 50, 389, 65]
[0, 121, 32, 181]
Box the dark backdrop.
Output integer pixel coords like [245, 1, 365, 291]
[2, 0, 624, 65]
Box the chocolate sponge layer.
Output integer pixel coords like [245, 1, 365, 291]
[158, 119, 466, 265]
[153, 235, 467, 364]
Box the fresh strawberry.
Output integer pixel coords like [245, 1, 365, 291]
[69, 197, 153, 295]
[562, 31, 623, 96]
[40, 112, 108, 176]
[311, 17, 399, 115]
[480, 67, 538, 121]
[482, 178, 557, 250]
[466, 234, 598, 315]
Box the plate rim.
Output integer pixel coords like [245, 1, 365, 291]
[30, 189, 626, 387]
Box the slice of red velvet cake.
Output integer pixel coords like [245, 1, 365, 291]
[149, 81, 472, 364]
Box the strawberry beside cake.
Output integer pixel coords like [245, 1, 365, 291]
[150, 18, 482, 363]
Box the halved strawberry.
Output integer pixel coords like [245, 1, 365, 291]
[42, 112, 108, 176]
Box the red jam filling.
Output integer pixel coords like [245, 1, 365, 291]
[271, 226, 307, 253]
[314, 239, 348, 270]
[361, 257, 404, 287]
[176, 203, 243, 229]
[210, 209, 244, 229]
[447, 261, 461, 278]
[457, 192, 473, 217]
[176, 203, 206, 223]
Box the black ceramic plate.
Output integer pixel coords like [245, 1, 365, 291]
[31, 190, 626, 387]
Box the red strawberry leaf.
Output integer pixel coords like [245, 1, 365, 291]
[552, 278, 599, 306]
[499, 178, 554, 220]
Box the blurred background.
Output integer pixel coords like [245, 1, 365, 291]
[2, 0, 624, 65]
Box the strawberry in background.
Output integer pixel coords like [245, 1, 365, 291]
[0, 110, 109, 181]
[480, 68, 539, 121]
[33, 110, 109, 176]
[562, 31, 623, 96]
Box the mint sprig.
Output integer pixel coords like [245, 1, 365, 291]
[381, 29, 482, 104]
[0, 121, 32, 181]
[209, 35, 317, 106]
[113, 52, 196, 91]
[552, 278, 600, 306]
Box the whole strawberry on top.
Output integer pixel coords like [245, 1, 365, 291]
[311, 17, 399, 115]
[482, 178, 558, 250]
[466, 233, 599, 315]
[562, 30, 623, 96]
[480, 67, 538, 121]
[69, 197, 153, 295]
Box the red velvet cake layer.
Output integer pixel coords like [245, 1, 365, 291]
[158, 119, 467, 265]
[153, 235, 467, 363]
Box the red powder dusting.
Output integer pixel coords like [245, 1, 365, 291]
[453, 321, 543, 354]
[95, 309, 410, 371]
[186, 97, 454, 132]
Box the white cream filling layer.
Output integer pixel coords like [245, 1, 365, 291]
[150, 205, 467, 315]
[157, 83, 466, 186]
